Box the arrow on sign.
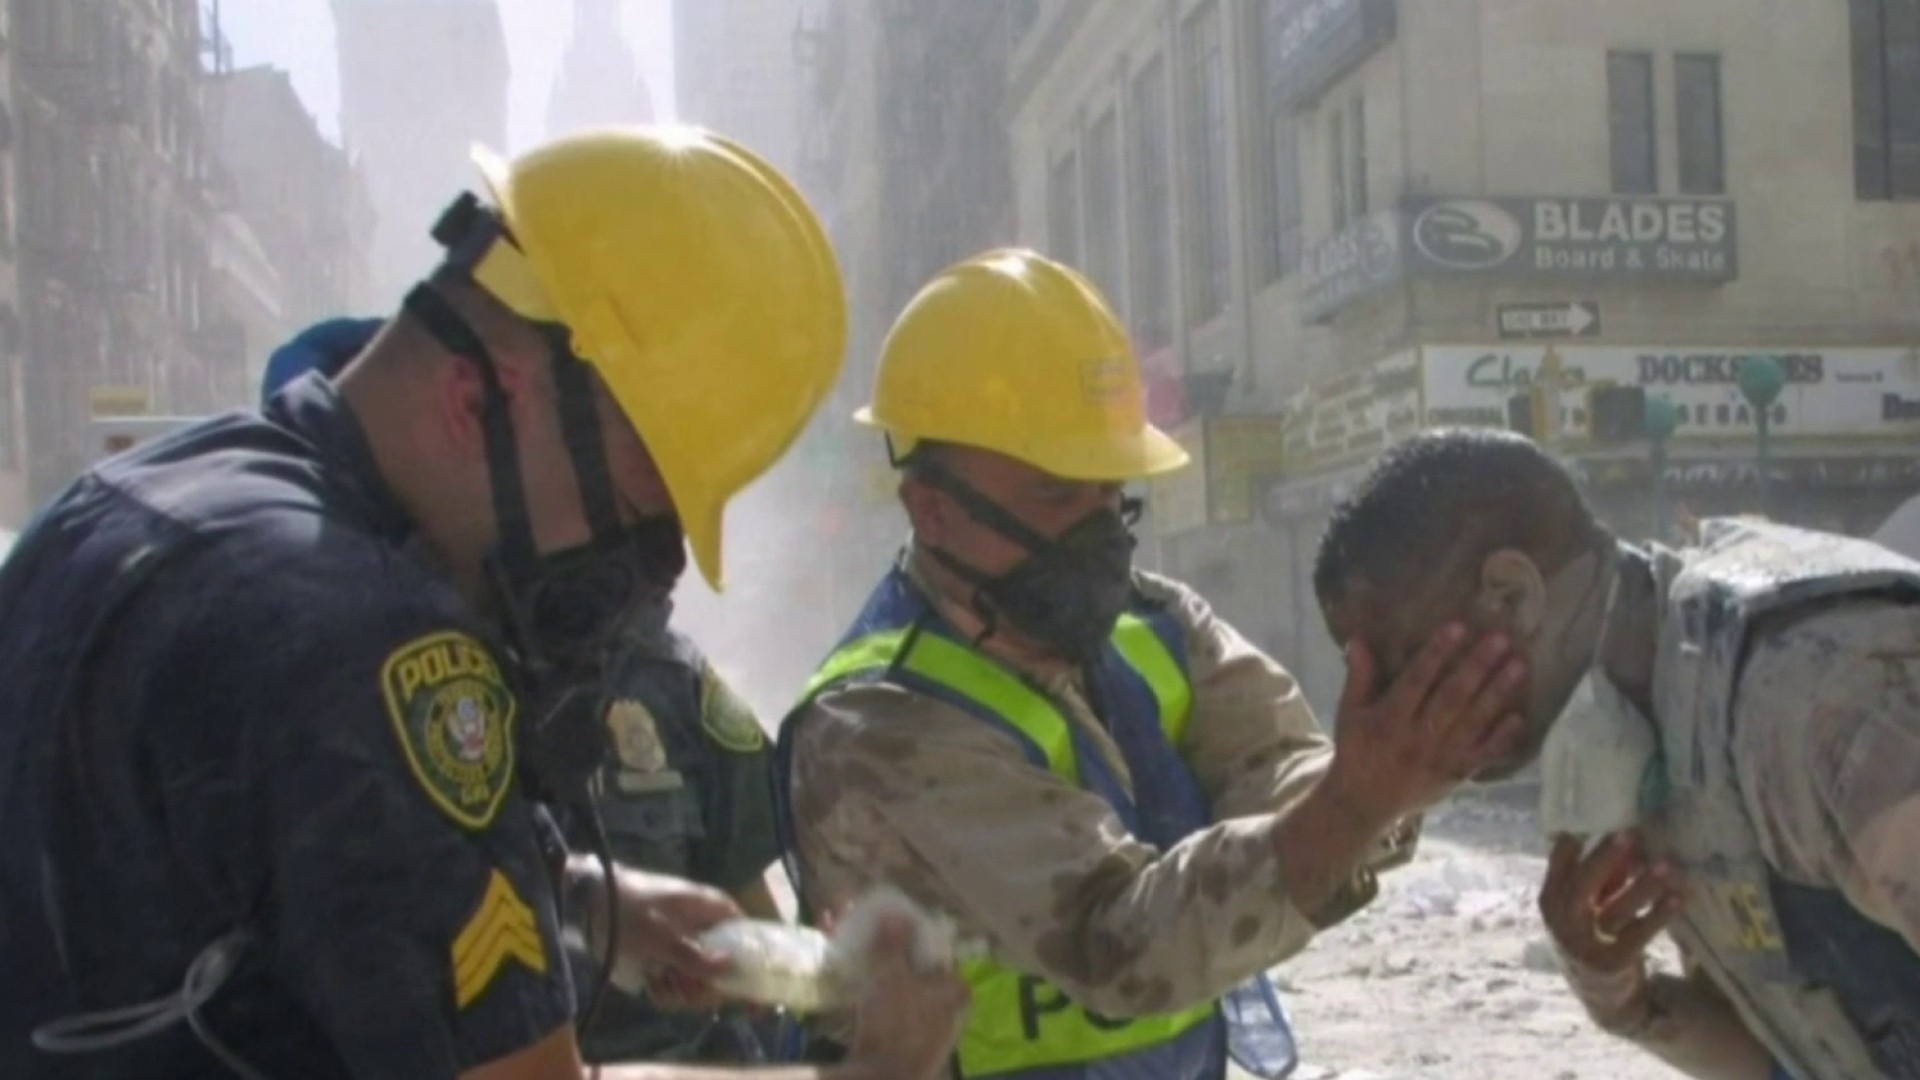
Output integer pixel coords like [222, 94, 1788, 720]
[1497, 302, 1601, 340]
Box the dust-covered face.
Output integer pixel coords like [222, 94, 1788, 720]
[1319, 545, 1615, 780]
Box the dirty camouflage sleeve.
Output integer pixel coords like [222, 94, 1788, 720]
[1734, 597, 1920, 955]
[153, 548, 574, 1077]
[791, 693, 1321, 1019]
[1133, 571, 1334, 820]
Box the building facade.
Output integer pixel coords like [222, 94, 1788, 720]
[1011, 0, 1920, 709]
[662, 1, 1025, 713]
[13, 0, 232, 502]
[673, 0, 801, 173]
[332, 0, 508, 309]
[207, 63, 375, 357]
[795, 0, 1023, 607]
[546, 0, 654, 139]
[204, 206, 281, 401]
[0, 0, 23, 526]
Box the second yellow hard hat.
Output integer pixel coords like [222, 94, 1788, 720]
[857, 249, 1189, 482]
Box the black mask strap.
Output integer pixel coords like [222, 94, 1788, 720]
[403, 284, 539, 577]
[912, 451, 1146, 551]
[910, 455, 1055, 554]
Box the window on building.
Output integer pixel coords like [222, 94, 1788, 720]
[0, 355, 15, 471]
[1264, 113, 1302, 281]
[1348, 94, 1369, 218]
[1675, 54, 1725, 195]
[1182, 1, 1232, 323]
[1255, 0, 1302, 284]
[1084, 109, 1125, 310]
[1328, 107, 1348, 230]
[1608, 51, 1658, 194]
[1047, 148, 1081, 267]
[1128, 56, 1174, 352]
[15, 0, 49, 53]
[1852, 0, 1920, 200]
[0, 164, 14, 257]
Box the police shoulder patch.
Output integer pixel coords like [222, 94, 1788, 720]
[699, 663, 766, 754]
[381, 631, 518, 831]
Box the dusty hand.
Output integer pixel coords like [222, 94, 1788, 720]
[570, 857, 740, 1008]
[1539, 832, 1686, 1022]
[845, 915, 971, 1080]
[1325, 625, 1529, 828]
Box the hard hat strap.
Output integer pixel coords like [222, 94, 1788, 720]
[543, 324, 625, 542]
[422, 193, 633, 556]
[401, 283, 540, 577]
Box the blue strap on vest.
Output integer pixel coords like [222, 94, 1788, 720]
[772, 569, 1297, 1080]
[1769, 876, 1920, 1075]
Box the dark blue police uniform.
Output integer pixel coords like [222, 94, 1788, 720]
[0, 371, 573, 1078]
[567, 620, 778, 1064]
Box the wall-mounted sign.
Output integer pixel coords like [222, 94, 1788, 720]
[1265, 0, 1398, 107]
[1497, 301, 1600, 340]
[1577, 455, 1920, 491]
[1421, 345, 1920, 441]
[1300, 210, 1405, 323]
[1304, 197, 1737, 322]
[1282, 351, 1421, 472]
[87, 385, 150, 418]
[1205, 415, 1289, 524]
[1403, 197, 1738, 283]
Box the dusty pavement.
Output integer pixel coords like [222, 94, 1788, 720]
[1256, 793, 1685, 1080]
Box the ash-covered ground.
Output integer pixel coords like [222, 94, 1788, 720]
[1262, 790, 1683, 1080]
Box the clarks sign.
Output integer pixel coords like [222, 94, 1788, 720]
[1404, 197, 1737, 280]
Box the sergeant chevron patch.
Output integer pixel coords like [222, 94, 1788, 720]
[452, 869, 548, 1008]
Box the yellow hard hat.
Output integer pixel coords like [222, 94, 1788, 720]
[856, 249, 1188, 481]
[466, 126, 846, 590]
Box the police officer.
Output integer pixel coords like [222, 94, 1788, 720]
[776, 250, 1510, 1080]
[1312, 428, 1920, 1080]
[564, 604, 786, 1065]
[259, 315, 791, 1068]
[0, 127, 965, 1080]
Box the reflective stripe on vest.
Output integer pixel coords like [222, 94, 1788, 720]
[796, 608, 1216, 1076]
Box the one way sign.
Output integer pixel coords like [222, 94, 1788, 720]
[1497, 301, 1601, 340]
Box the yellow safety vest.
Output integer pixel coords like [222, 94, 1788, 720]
[796, 609, 1219, 1077]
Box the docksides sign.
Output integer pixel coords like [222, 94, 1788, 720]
[1422, 345, 1920, 440]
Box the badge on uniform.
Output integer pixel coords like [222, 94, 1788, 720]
[606, 696, 685, 794]
[381, 631, 518, 830]
[700, 663, 766, 754]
